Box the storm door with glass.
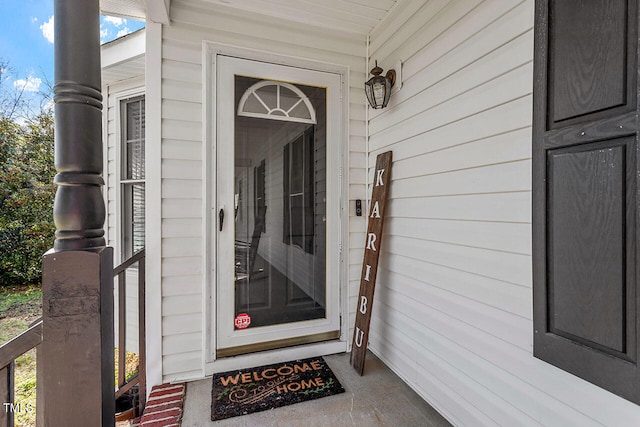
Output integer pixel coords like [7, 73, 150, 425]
[216, 56, 342, 357]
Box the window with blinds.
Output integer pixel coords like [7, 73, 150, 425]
[121, 96, 145, 259]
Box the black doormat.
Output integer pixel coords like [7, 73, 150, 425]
[211, 357, 345, 421]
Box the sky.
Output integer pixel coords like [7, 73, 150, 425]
[0, 0, 145, 111]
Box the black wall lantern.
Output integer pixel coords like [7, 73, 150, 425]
[365, 61, 396, 109]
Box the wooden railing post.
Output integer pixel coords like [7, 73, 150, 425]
[138, 255, 147, 414]
[117, 272, 126, 389]
[0, 362, 14, 427]
[113, 250, 146, 417]
[35, 345, 43, 427]
[39, 0, 115, 426]
[0, 320, 42, 427]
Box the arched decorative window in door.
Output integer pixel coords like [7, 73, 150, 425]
[237, 80, 317, 124]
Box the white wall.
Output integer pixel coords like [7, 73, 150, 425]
[159, 0, 367, 382]
[366, 0, 640, 425]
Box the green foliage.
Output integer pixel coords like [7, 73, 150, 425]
[0, 114, 55, 286]
[114, 348, 141, 386]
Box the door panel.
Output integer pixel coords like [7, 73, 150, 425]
[216, 56, 341, 356]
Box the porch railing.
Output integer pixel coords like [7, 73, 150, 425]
[0, 319, 42, 427]
[113, 248, 146, 418]
[0, 250, 146, 425]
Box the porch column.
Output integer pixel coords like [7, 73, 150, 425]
[40, 0, 115, 426]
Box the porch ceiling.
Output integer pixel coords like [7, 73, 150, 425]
[100, 0, 400, 35]
[100, 0, 146, 20]
[200, 0, 400, 35]
[101, 28, 145, 85]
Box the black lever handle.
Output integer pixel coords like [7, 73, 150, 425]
[219, 208, 224, 231]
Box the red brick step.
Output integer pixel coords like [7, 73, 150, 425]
[138, 383, 186, 427]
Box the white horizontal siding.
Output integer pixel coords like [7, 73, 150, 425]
[387, 218, 531, 255]
[157, 27, 205, 378]
[162, 275, 202, 297]
[159, 0, 367, 381]
[367, 0, 640, 425]
[105, 91, 118, 252]
[163, 351, 202, 378]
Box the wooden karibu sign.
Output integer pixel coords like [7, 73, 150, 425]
[350, 151, 392, 375]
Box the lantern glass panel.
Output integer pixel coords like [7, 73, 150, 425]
[365, 75, 392, 109]
[372, 80, 386, 106]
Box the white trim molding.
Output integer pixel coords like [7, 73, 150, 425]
[144, 20, 163, 393]
[143, 0, 171, 24]
[112, 86, 146, 265]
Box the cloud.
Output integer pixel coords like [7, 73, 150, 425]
[100, 16, 144, 44]
[104, 16, 126, 27]
[116, 27, 132, 38]
[43, 99, 55, 113]
[14, 76, 42, 93]
[41, 16, 54, 44]
[100, 27, 110, 43]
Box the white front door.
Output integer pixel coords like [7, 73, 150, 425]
[215, 56, 342, 357]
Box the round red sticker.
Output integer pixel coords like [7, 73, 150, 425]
[234, 313, 251, 329]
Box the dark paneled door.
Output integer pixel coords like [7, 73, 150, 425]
[533, 0, 640, 404]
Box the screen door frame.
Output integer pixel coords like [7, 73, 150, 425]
[213, 54, 343, 357]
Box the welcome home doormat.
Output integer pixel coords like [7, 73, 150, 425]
[211, 357, 345, 420]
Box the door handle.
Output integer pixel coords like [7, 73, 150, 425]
[219, 208, 224, 231]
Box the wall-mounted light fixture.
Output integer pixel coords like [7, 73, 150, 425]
[365, 61, 396, 109]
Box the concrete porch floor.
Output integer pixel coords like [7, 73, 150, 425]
[181, 351, 452, 426]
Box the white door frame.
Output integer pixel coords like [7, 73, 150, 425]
[202, 42, 350, 370]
